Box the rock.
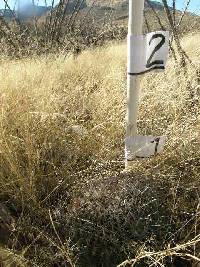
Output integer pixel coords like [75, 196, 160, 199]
[71, 125, 88, 136]
[0, 204, 14, 244]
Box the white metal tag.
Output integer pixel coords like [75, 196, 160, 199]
[125, 135, 165, 160]
[128, 31, 169, 75]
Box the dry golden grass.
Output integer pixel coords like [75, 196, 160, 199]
[0, 42, 127, 192]
[0, 34, 200, 266]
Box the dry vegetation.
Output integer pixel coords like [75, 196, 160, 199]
[1, 0, 199, 59]
[0, 31, 199, 266]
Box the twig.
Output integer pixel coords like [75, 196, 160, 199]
[49, 210, 74, 267]
[117, 235, 200, 267]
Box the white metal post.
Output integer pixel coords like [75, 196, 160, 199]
[126, 0, 145, 168]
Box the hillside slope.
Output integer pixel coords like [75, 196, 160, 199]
[1, 0, 165, 20]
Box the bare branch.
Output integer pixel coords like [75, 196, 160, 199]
[145, 0, 165, 30]
[177, 0, 192, 29]
[3, 0, 21, 27]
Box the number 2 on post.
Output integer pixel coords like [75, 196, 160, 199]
[146, 33, 165, 69]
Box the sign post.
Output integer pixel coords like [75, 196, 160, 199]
[125, 0, 169, 168]
[126, 0, 145, 168]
